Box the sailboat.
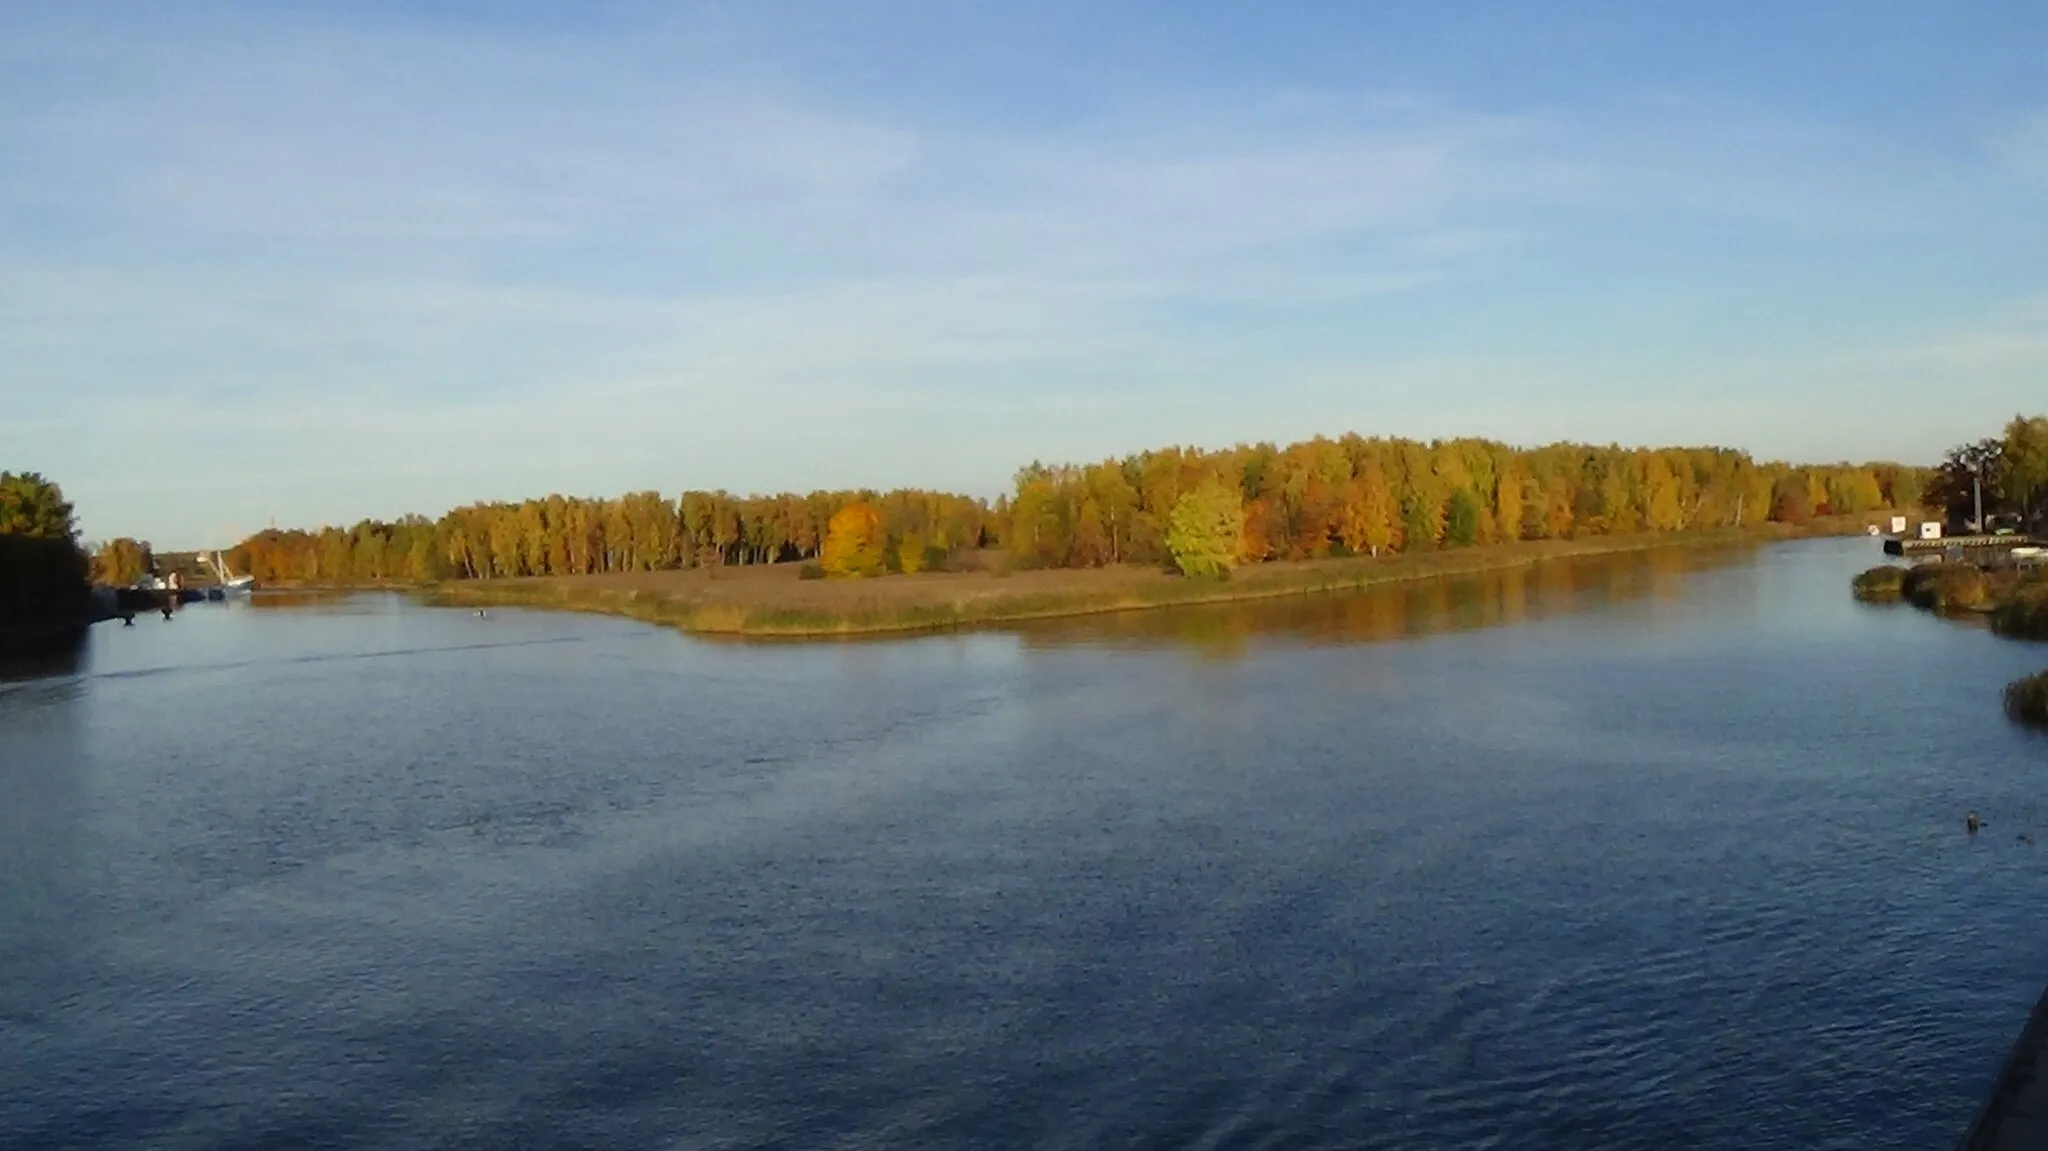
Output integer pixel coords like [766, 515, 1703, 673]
[207, 551, 256, 595]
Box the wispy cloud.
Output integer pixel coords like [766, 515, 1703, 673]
[1990, 108, 2048, 187]
[2, 5, 2040, 544]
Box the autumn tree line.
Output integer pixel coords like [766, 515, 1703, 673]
[203, 432, 1934, 584]
[1005, 436, 1926, 575]
[225, 489, 993, 583]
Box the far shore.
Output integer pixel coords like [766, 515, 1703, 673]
[410, 516, 1884, 638]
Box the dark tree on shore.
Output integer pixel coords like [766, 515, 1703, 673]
[1926, 438, 2012, 528]
[0, 472, 91, 630]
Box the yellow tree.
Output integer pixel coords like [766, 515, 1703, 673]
[1543, 475, 1576, 539]
[1008, 476, 1067, 568]
[822, 502, 886, 577]
[1069, 499, 1111, 567]
[1595, 464, 1638, 534]
[896, 532, 928, 574]
[1337, 482, 1370, 555]
[1362, 461, 1397, 553]
[92, 538, 153, 585]
[1341, 462, 1397, 555]
[1644, 457, 1684, 532]
[1494, 467, 1525, 543]
[1167, 480, 1246, 578]
[1804, 470, 1831, 515]
[1240, 496, 1282, 564]
[1292, 476, 1342, 559]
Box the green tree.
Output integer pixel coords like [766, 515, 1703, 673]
[0, 472, 76, 539]
[1400, 489, 1441, 551]
[2004, 415, 2048, 526]
[92, 538, 153, 586]
[1166, 480, 1245, 579]
[1444, 489, 1482, 546]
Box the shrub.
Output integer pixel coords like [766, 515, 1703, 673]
[797, 563, 826, 581]
[1851, 565, 1907, 602]
[1992, 582, 2048, 639]
[2005, 670, 2048, 727]
[1901, 564, 1991, 612]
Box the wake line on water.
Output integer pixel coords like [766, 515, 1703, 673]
[89, 636, 590, 682]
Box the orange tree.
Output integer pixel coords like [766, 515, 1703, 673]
[821, 502, 886, 577]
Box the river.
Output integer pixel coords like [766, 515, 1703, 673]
[3, 537, 2046, 1149]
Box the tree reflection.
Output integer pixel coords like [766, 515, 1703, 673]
[1011, 545, 1755, 655]
[0, 627, 86, 682]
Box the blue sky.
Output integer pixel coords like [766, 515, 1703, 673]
[3, 1, 2044, 546]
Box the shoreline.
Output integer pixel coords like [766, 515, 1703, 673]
[1848, 561, 2048, 725]
[1955, 981, 2048, 1150]
[418, 518, 1877, 639]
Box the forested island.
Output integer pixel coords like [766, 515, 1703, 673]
[208, 435, 1923, 584]
[109, 431, 1922, 636]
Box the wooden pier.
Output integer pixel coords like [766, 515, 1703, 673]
[1883, 534, 2041, 558]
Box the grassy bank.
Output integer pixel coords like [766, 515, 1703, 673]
[1992, 583, 2048, 641]
[1851, 566, 1908, 602]
[2008, 672, 2048, 728]
[1852, 563, 2048, 619]
[424, 516, 1873, 638]
[1905, 564, 1995, 612]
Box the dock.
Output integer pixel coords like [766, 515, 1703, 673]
[1883, 534, 2042, 558]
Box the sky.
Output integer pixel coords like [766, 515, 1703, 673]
[3, 1, 2045, 547]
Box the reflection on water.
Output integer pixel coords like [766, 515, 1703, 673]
[1014, 543, 1745, 655]
[244, 589, 366, 610]
[5, 539, 2048, 1150]
[0, 627, 87, 683]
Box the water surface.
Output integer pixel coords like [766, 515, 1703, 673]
[4, 538, 2046, 1149]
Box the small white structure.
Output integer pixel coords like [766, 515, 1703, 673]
[1919, 522, 1943, 540]
[1890, 515, 1908, 534]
